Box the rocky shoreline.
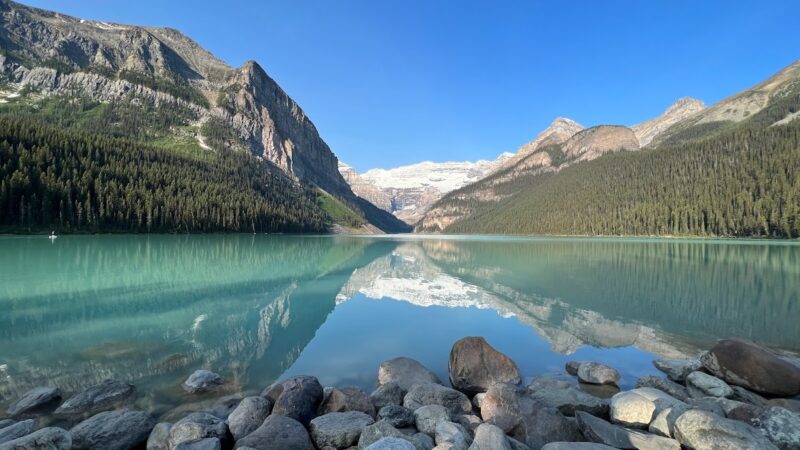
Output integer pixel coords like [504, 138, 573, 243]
[1, 337, 799, 450]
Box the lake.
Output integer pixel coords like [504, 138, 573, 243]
[0, 234, 798, 418]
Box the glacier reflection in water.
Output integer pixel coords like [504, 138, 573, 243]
[0, 234, 797, 416]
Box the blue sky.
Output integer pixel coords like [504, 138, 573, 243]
[22, 0, 800, 172]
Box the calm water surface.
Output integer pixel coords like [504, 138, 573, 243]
[0, 234, 798, 417]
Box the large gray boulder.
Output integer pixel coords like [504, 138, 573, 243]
[309, 411, 374, 449]
[364, 437, 416, 450]
[404, 383, 471, 417]
[357, 420, 407, 449]
[468, 424, 511, 450]
[576, 411, 680, 449]
[528, 380, 609, 417]
[414, 405, 450, 437]
[226, 396, 271, 440]
[448, 337, 521, 395]
[6, 387, 61, 417]
[480, 383, 524, 432]
[270, 375, 324, 426]
[145, 422, 171, 450]
[652, 359, 701, 382]
[730, 386, 769, 407]
[182, 370, 224, 394]
[233, 415, 314, 450]
[0, 427, 71, 450]
[648, 404, 690, 438]
[609, 391, 656, 428]
[686, 371, 733, 398]
[753, 407, 800, 450]
[635, 376, 689, 402]
[435, 421, 470, 450]
[320, 387, 376, 418]
[673, 409, 778, 450]
[167, 412, 229, 449]
[378, 358, 441, 391]
[576, 362, 620, 385]
[378, 405, 415, 428]
[0, 420, 35, 444]
[511, 405, 583, 449]
[701, 339, 800, 397]
[370, 382, 405, 410]
[70, 409, 155, 450]
[54, 379, 135, 418]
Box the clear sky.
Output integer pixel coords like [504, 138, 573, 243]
[21, 0, 800, 172]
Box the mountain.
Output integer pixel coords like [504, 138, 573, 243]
[419, 61, 800, 237]
[0, 0, 409, 233]
[338, 153, 512, 224]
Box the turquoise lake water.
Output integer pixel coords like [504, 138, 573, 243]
[0, 234, 798, 417]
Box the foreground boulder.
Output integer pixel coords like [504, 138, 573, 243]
[269, 375, 324, 426]
[6, 387, 62, 417]
[226, 396, 271, 440]
[576, 411, 680, 449]
[435, 421, 471, 450]
[480, 383, 524, 432]
[309, 411, 374, 449]
[370, 383, 405, 410]
[753, 406, 800, 450]
[652, 359, 701, 382]
[168, 412, 229, 449]
[468, 423, 511, 450]
[511, 405, 583, 449]
[146, 422, 172, 450]
[54, 379, 135, 417]
[541, 444, 616, 450]
[575, 362, 620, 385]
[414, 404, 450, 437]
[183, 370, 224, 394]
[378, 358, 441, 391]
[700, 339, 800, 396]
[404, 383, 471, 417]
[364, 437, 416, 450]
[0, 420, 35, 444]
[378, 405, 415, 428]
[234, 415, 314, 450]
[320, 387, 376, 418]
[648, 404, 691, 438]
[70, 409, 155, 450]
[673, 409, 778, 450]
[609, 391, 655, 428]
[0, 427, 71, 449]
[448, 337, 521, 395]
[174, 438, 220, 450]
[686, 371, 733, 398]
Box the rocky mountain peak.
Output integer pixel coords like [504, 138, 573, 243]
[633, 97, 706, 147]
[664, 97, 705, 115]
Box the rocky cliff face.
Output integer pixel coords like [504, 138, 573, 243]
[632, 97, 705, 147]
[563, 125, 640, 161]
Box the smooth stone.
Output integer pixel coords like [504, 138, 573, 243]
[448, 337, 521, 395]
[371, 383, 405, 410]
[768, 398, 800, 414]
[409, 432, 435, 450]
[271, 375, 324, 426]
[610, 391, 656, 428]
[467, 424, 511, 450]
[310, 411, 375, 449]
[379, 358, 441, 391]
[404, 384, 471, 417]
[182, 370, 224, 394]
[174, 438, 221, 450]
[434, 421, 469, 450]
[635, 376, 689, 402]
[648, 404, 690, 438]
[753, 406, 800, 450]
[565, 361, 585, 376]
[687, 397, 727, 417]
[686, 371, 733, 398]
[731, 386, 769, 407]
[510, 405, 583, 450]
[145, 422, 171, 450]
[379, 405, 415, 428]
[541, 444, 616, 450]
[527, 377, 573, 391]
[652, 359, 701, 382]
[0, 427, 71, 450]
[0, 420, 35, 444]
[576, 362, 620, 385]
[364, 437, 416, 450]
[530, 383, 609, 417]
[70, 409, 155, 450]
[6, 387, 62, 417]
[471, 394, 484, 410]
[168, 412, 228, 449]
[673, 409, 778, 449]
[479, 383, 523, 432]
[233, 415, 314, 450]
[0, 421, 13, 431]
[576, 411, 680, 449]
[415, 405, 450, 437]
[321, 387, 377, 418]
[454, 415, 481, 436]
[701, 338, 800, 397]
[506, 436, 531, 450]
[54, 379, 135, 417]
[357, 420, 407, 449]
[226, 396, 271, 440]
[626, 388, 685, 414]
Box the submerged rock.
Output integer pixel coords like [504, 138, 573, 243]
[0, 427, 71, 450]
[182, 370, 224, 394]
[673, 409, 777, 450]
[576, 362, 620, 385]
[309, 411, 374, 449]
[6, 387, 62, 417]
[226, 396, 271, 440]
[0, 420, 35, 444]
[270, 375, 324, 426]
[320, 387, 376, 418]
[234, 415, 314, 450]
[54, 379, 135, 417]
[700, 339, 800, 397]
[448, 337, 521, 395]
[378, 358, 441, 391]
[167, 412, 228, 449]
[70, 409, 155, 450]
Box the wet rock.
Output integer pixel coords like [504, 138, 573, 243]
[609, 391, 656, 428]
[70, 409, 155, 450]
[357, 420, 406, 449]
[686, 371, 733, 398]
[652, 359, 701, 382]
[448, 337, 520, 395]
[168, 412, 228, 449]
[434, 421, 470, 450]
[576, 362, 620, 385]
[146, 422, 171, 450]
[529, 382, 609, 417]
[310, 411, 374, 449]
[648, 404, 690, 438]
[174, 438, 221, 450]
[54, 379, 135, 418]
[635, 376, 689, 402]
[0, 420, 13, 431]
[0, 420, 35, 444]
[271, 375, 324, 426]
[404, 384, 471, 417]
[233, 415, 314, 450]
[363, 437, 416, 450]
[0, 426, 71, 449]
[753, 407, 800, 450]
[467, 424, 511, 450]
[730, 385, 769, 407]
[541, 444, 616, 450]
[577, 383, 620, 400]
[527, 377, 573, 391]
[206, 394, 242, 420]
[480, 383, 523, 432]
[415, 405, 450, 437]
[321, 387, 376, 418]
[182, 370, 224, 394]
[371, 383, 405, 410]
[565, 361, 585, 376]
[378, 358, 441, 391]
[673, 409, 777, 450]
[226, 396, 271, 440]
[626, 388, 685, 414]
[576, 411, 680, 449]
[6, 387, 62, 417]
[701, 339, 800, 397]
[378, 405, 415, 428]
[511, 405, 583, 450]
